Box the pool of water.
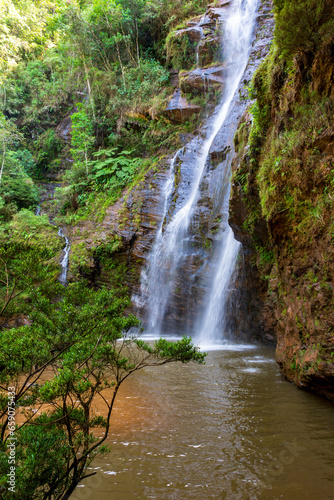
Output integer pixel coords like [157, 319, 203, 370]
[71, 345, 334, 500]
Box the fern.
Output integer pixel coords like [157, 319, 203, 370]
[89, 148, 141, 187]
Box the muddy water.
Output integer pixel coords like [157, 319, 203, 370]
[71, 346, 334, 500]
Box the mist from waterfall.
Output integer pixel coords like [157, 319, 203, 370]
[139, 0, 260, 340]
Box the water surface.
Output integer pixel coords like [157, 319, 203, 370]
[72, 345, 334, 500]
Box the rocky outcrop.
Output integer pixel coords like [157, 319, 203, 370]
[180, 66, 224, 94]
[65, 155, 180, 293]
[198, 37, 220, 67]
[166, 0, 229, 70]
[164, 89, 201, 123]
[229, 112, 277, 343]
[229, 13, 334, 400]
[311, 39, 334, 99]
[231, 111, 334, 398]
[164, 1, 229, 120]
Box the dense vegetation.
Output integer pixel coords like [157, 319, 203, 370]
[2, 0, 333, 493]
[0, 269, 205, 498]
[0, 0, 209, 222]
[0, 0, 209, 497]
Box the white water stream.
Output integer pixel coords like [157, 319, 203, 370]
[139, 0, 259, 343]
[135, 150, 179, 329]
[35, 193, 70, 286]
[58, 228, 71, 286]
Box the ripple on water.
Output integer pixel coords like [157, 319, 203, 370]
[70, 347, 334, 500]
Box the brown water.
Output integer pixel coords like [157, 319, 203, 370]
[71, 345, 334, 500]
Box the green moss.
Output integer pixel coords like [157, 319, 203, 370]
[10, 210, 63, 256]
[166, 30, 197, 70]
[69, 242, 93, 278]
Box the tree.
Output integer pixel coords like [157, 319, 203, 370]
[0, 211, 62, 327]
[70, 103, 95, 178]
[0, 113, 22, 187]
[0, 0, 51, 73]
[0, 279, 206, 499]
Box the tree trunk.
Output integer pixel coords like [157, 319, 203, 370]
[135, 18, 140, 67]
[83, 62, 96, 122]
[0, 141, 6, 187]
[116, 42, 126, 87]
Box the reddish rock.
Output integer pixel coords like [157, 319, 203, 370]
[198, 36, 221, 66]
[180, 66, 225, 94]
[229, 0, 334, 401]
[175, 27, 204, 44]
[164, 89, 201, 123]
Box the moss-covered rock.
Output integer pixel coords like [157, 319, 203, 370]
[229, 3, 334, 400]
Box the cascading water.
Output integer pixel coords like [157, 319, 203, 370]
[134, 150, 178, 330]
[139, 0, 260, 340]
[35, 193, 71, 286]
[196, 227, 241, 346]
[196, 0, 260, 346]
[58, 228, 70, 286]
[195, 21, 204, 67]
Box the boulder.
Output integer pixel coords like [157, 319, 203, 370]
[175, 27, 203, 44]
[164, 89, 201, 123]
[198, 36, 221, 66]
[208, 0, 231, 7]
[167, 27, 203, 69]
[208, 7, 230, 21]
[180, 66, 225, 94]
[210, 145, 231, 165]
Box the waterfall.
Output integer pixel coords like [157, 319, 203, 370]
[134, 150, 178, 329]
[196, 227, 241, 346]
[196, 0, 260, 346]
[58, 228, 70, 286]
[35, 185, 71, 286]
[139, 0, 260, 339]
[195, 21, 204, 67]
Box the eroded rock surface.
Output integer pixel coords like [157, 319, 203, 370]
[229, 4, 334, 400]
[164, 89, 201, 123]
[180, 66, 225, 94]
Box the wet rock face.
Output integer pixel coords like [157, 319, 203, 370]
[180, 66, 224, 94]
[164, 1, 231, 121]
[167, 0, 228, 70]
[164, 89, 201, 123]
[229, 4, 334, 400]
[65, 156, 183, 291]
[229, 127, 277, 343]
[226, 0, 276, 344]
[56, 116, 72, 143]
[231, 111, 334, 398]
[198, 37, 220, 67]
[176, 27, 204, 44]
[137, 0, 275, 336]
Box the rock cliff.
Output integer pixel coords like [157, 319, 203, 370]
[229, 2, 334, 400]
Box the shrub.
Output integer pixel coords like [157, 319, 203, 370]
[274, 0, 334, 58]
